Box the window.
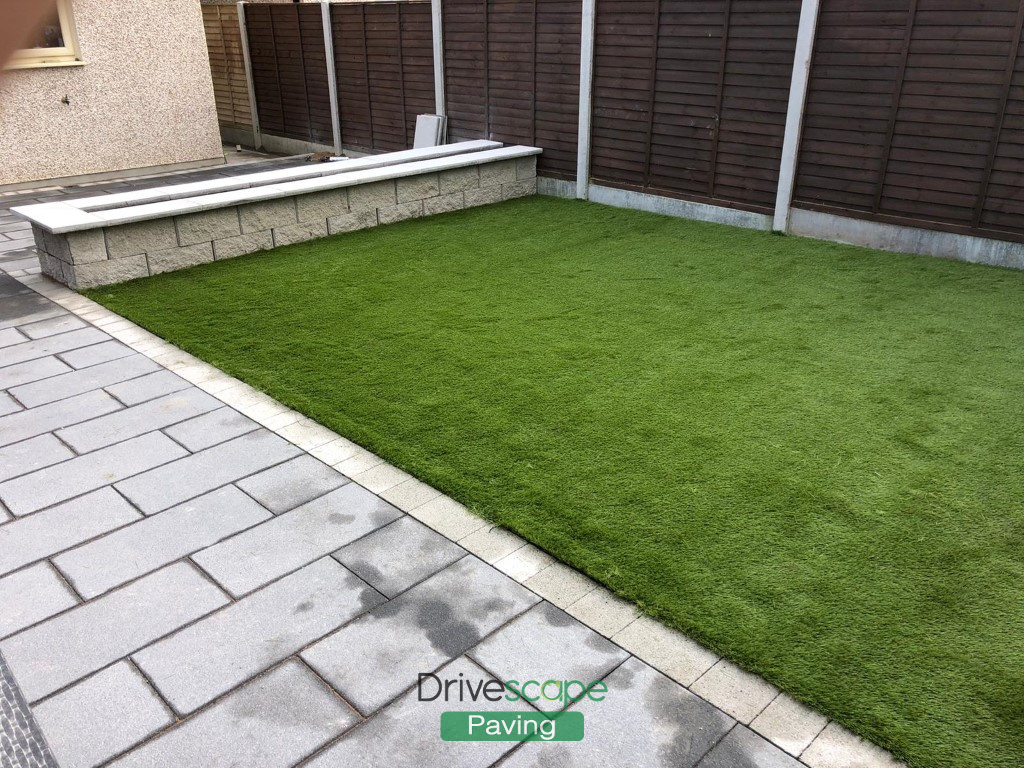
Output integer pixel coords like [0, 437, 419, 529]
[6, 0, 81, 69]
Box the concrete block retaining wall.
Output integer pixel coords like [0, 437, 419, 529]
[33, 157, 538, 290]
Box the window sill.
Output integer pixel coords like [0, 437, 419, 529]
[4, 59, 85, 71]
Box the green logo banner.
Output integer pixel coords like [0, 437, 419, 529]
[440, 711, 585, 742]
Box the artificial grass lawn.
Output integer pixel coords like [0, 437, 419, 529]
[89, 197, 1024, 767]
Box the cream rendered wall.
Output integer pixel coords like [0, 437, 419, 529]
[0, 0, 224, 186]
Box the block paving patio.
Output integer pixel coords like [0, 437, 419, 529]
[0, 159, 901, 768]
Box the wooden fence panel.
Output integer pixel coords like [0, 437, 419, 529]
[590, 0, 799, 213]
[331, 2, 434, 153]
[202, 5, 252, 132]
[794, 0, 1024, 243]
[245, 3, 333, 146]
[443, 0, 581, 180]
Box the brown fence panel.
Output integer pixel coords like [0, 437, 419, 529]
[794, 0, 1024, 242]
[590, 0, 799, 213]
[331, 2, 434, 153]
[202, 5, 252, 133]
[443, 0, 581, 180]
[245, 3, 333, 146]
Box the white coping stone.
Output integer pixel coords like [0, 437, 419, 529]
[14, 146, 542, 234]
[63, 141, 501, 212]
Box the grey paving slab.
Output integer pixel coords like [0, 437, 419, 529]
[0, 305, 64, 332]
[469, 602, 629, 712]
[0, 488, 141, 576]
[0, 392, 21, 417]
[0, 501, 10, 524]
[108, 660, 358, 768]
[0, 432, 189, 517]
[0, 327, 26, 348]
[17, 315, 88, 340]
[235, 454, 349, 514]
[194, 483, 401, 597]
[0, 434, 74, 483]
[54, 486, 272, 599]
[0, 328, 109, 368]
[302, 555, 540, 715]
[163, 406, 259, 451]
[56, 388, 221, 454]
[0, 390, 122, 448]
[500, 658, 734, 768]
[307, 655, 530, 768]
[9, 354, 161, 408]
[0, 648, 59, 768]
[0, 563, 78, 639]
[696, 725, 802, 768]
[0, 562, 229, 702]
[334, 515, 467, 598]
[115, 430, 302, 514]
[133, 558, 383, 715]
[0, 355, 72, 390]
[104, 369, 189, 406]
[32, 662, 173, 768]
[58, 340, 135, 369]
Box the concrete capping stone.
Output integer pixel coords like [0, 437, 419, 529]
[213, 231, 273, 260]
[174, 208, 241, 247]
[147, 242, 214, 275]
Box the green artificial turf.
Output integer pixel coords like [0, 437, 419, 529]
[89, 197, 1024, 767]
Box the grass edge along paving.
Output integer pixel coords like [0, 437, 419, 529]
[88, 196, 1024, 768]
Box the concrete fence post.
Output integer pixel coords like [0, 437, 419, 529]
[321, 1, 343, 154]
[431, 0, 446, 117]
[236, 2, 263, 151]
[575, 0, 597, 199]
[772, 0, 821, 233]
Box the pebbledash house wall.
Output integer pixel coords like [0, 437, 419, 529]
[0, 0, 224, 187]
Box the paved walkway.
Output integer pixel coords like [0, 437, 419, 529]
[0, 162, 900, 768]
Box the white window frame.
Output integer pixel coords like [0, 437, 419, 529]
[6, 0, 82, 70]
